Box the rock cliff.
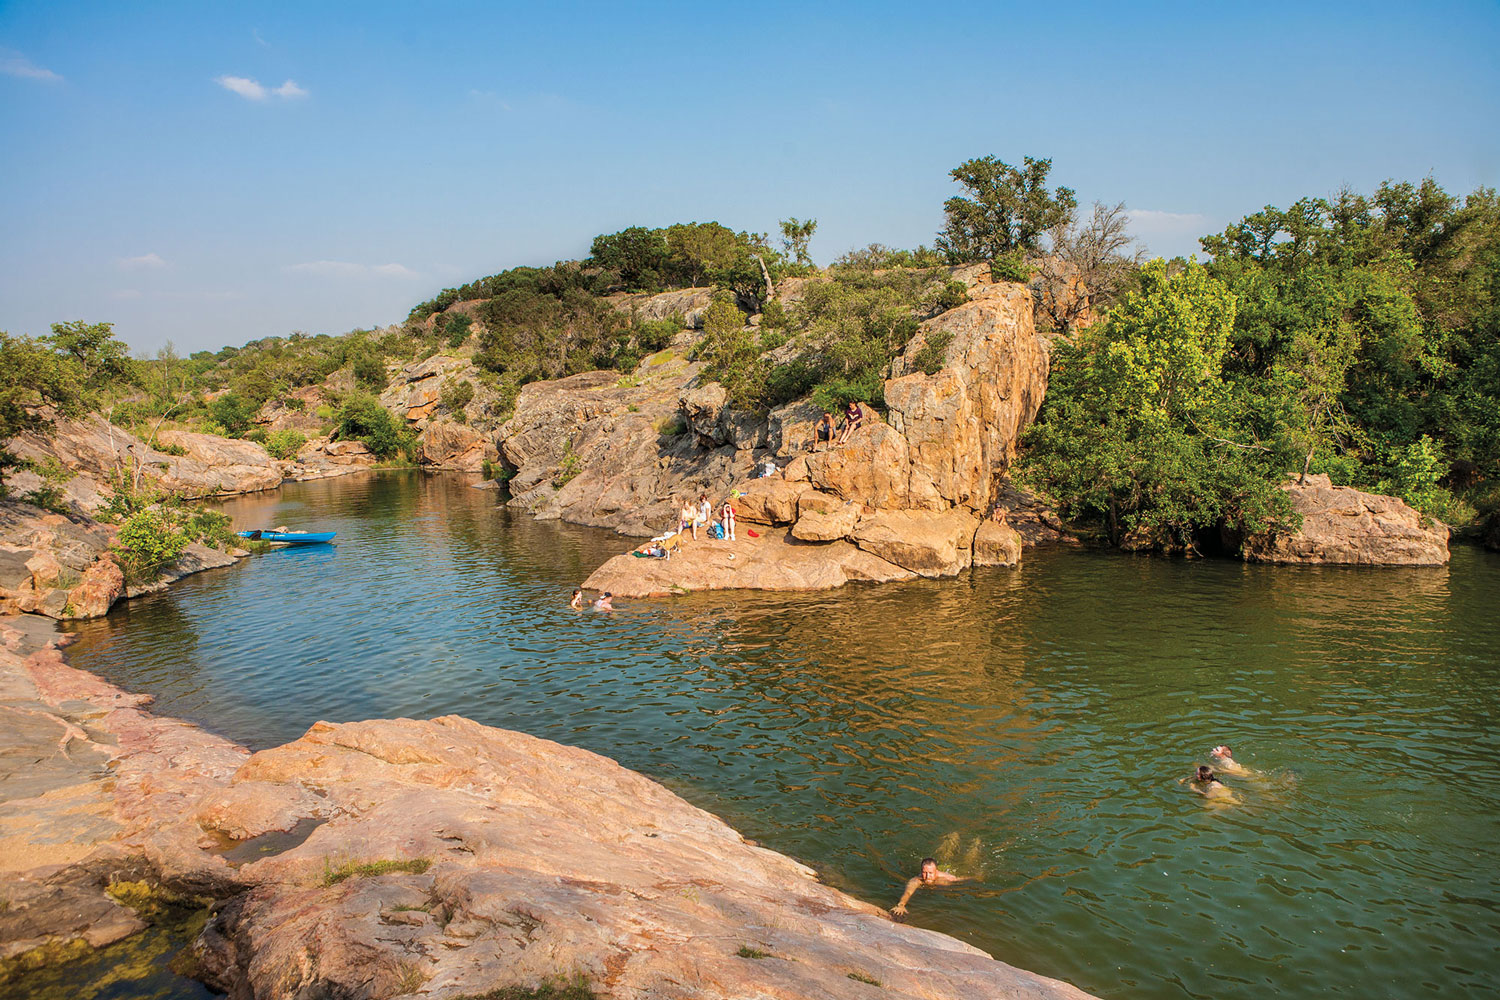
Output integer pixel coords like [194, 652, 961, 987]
[514, 275, 1049, 594]
[0, 616, 1100, 1000]
[1239, 474, 1450, 566]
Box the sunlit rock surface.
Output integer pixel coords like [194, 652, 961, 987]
[0, 616, 1099, 1000]
[1240, 474, 1450, 566]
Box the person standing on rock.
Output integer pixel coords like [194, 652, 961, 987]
[890, 857, 971, 919]
[836, 400, 864, 447]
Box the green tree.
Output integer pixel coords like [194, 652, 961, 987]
[0, 332, 81, 490]
[209, 393, 254, 436]
[779, 217, 818, 268]
[589, 226, 671, 291]
[1023, 260, 1293, 548]
[43, 320, 137, 389]
[936, 155, 1078, 263]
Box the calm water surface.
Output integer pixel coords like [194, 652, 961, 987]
[65, 472, 1500, 1000]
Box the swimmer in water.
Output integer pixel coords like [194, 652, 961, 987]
[592, 592, 615, 611]
[890, 857, 972, 919]
[1184, 764, 1239, 804]
[570, 589, 585, 609]
[1210, 744, 1252, 777]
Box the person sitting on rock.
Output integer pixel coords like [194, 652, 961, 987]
[836, 400, 864, 447]
[890, 857, 970, 919]
[720, 500, 736, 541]
[811, 411, 835, 452]
[593, 592, 615, 611]
[679, 500, 696, 538]
[695, 493, 713, 538]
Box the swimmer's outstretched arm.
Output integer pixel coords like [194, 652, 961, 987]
[890, 877, 923, 917]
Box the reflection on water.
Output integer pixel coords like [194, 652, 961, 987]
[66, 472, 1500, 1000]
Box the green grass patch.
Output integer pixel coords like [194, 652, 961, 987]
[736, 946, 772, 959]
[848, 970, 882, 986]
[452, 973, 596, 1000]
[322, 857, 432, 886]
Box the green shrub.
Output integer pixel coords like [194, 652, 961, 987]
[157, 441, 188, 457]
[335, 396, 413, 459]
[114, 509, 188, 579]
[209, 393, 254, 436]
[913, 330, 955, 375]
[351, 353, 387, 391]
[182, 508, 237, 550]
[444, 312, 474, 348]
[244, 427, 268, 444]
[21, 484, 68, 512]
[441, 378, 475, 413]
[931, 280, 969, 312]
[451, 974, 596, 1000]
[264, 429, 307, 460]
[990, 251, 1032, 283]
[811, 373, 884, 414]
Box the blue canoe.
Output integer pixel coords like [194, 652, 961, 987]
[237, 530, 336, 544]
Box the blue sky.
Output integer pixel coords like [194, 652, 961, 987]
[3, 1, 1498, 355]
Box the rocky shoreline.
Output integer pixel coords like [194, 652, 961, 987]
[0, 615, 1100, 999]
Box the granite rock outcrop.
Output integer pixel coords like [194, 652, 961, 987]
[1239, 474, 1450, 566]
[506, 271, 1050, 594]
[0, 617, 1100, 1000]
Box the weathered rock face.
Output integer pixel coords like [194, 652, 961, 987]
[884, 281, 1049, 514]
[0, 502, 120, 618]
[850, 508, 981, 578]
[500, 270, 1048, 590]
[418, 421, 495, 472]
[1, 618, 1099, 1000]
[1240, 475, 1450, 566]
[613, 286, 715, 328]
[7, 414, 283, 510]
[498, 362, 759, 537]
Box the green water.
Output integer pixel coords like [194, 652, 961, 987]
[62, 472, 1500, 1000]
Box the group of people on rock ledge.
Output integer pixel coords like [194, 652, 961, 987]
[565, 401, 871, 610]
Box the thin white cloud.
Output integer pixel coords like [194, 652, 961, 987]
[1126, 209, 1208, 225]
[286, 261, 419, 279]
[216, 75, 307, 100]
[1, 50, 61, 81]
[118, 252, 168, 270]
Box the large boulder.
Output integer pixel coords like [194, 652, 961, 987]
[791, 491, 862, 542]
[731, 476, 812, 526]
[851, 508, 981, 578]
[417, 421, 496, 472]
[154, 431, 283, 495]
[804, 422, 924, 510]
[0, 502, 118, 617]
[680, 382, 730, 447]
[972, 519, 1022, 568]
[1240, 475, 1450, 566]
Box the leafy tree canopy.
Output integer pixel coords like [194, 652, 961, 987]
[936, 155, 1078, 263]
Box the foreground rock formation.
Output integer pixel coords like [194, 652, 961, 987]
[1240, 474, 1450, 566]
[510, 275, 1048, 594]
[0, 616, 1099, 1000]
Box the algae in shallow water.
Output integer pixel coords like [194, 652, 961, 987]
[3, 924, 216, 1000]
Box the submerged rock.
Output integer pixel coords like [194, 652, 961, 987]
[0, 617, 1099, 1000]
[1240, 474, 1450, 566]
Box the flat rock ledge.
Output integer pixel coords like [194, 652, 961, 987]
[0, 615, 1098, 1000]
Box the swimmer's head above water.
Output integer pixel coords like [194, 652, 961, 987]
[1195, 765, 1217, 783]
[919, 857, 938, 883]
[1211, 744, 1233, 760]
